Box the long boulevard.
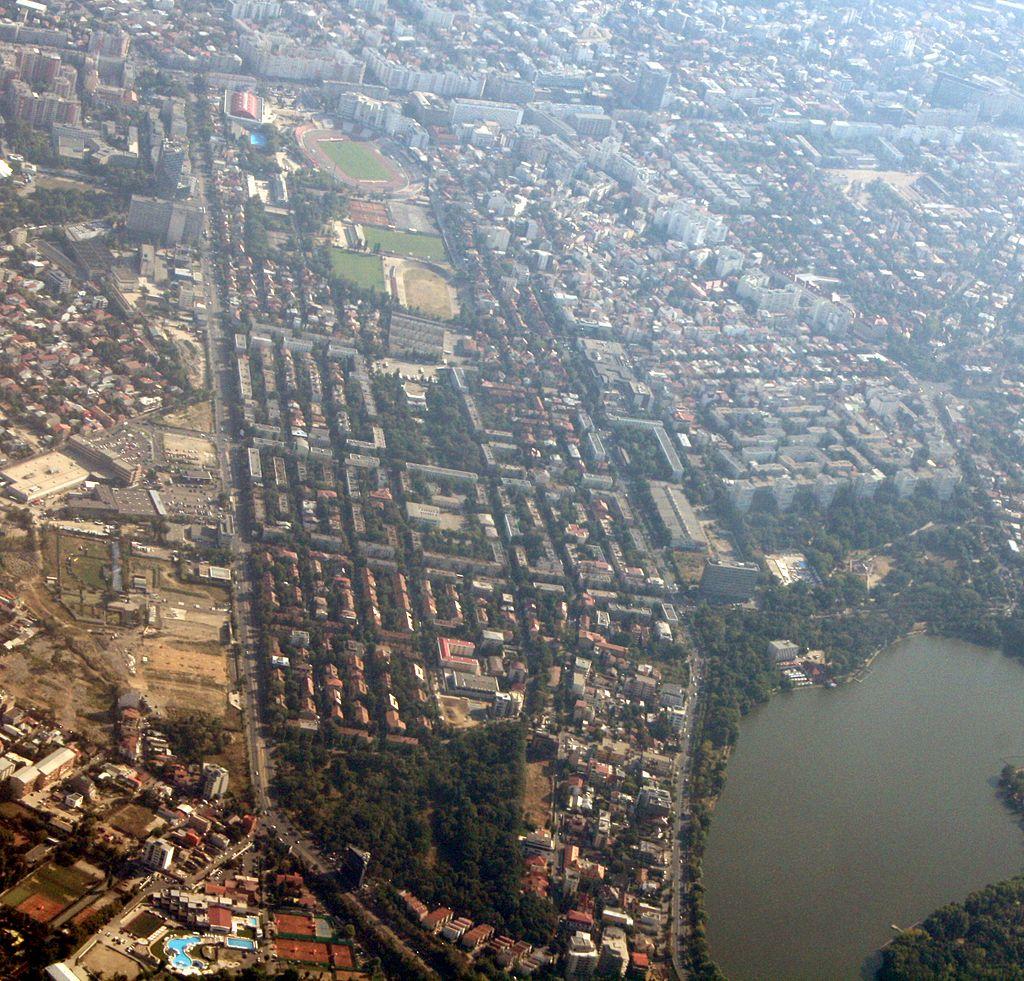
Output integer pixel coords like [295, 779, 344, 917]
[190, 90, 439, 978]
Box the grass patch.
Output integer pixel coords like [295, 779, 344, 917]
[329, 249, 385, 292]
[125, 909, 165, 938]
[68, 555, 107, 591]
[362, 226, 446, 262]
[109, 802, 157, 838]
[321, 140, 391, 181]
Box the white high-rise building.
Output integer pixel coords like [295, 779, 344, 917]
[142, 837, 175, 871]
[201, 763, 230, 799]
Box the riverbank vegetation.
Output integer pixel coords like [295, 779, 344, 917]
[878, 878, 1024, 979]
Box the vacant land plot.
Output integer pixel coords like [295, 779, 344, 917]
[129, 555, 229, 641]
[523, 760, 553, 831]
[827, 168, 923, 206]
[161, 432, 218, 469]
[204, 704, 250, 798]
[108, 803, 159, 839]
[329, 248, 385, 292]
[438, 694, 482, 729]
[399, 263, 458, 321]
[362, 226, 446, 262]
[136, 639, 228, 717]
[320, 140, 392, 181]
[47, 528, 115, 620]
[158, 324, 206, 390]
[161, 400, 214, 434]
[80, 941, 142, 980]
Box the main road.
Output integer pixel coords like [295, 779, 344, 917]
[668, 651, 705, 980]
[189, 91, 435, 979]
[191, 123, 273, 816]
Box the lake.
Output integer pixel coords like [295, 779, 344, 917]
[702, 635, 1024, 980]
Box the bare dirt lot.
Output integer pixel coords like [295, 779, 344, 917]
[129, 556, 229, 644]
[161, 400, 215, 435]
[0, 633, 118, 739]
[0, 516, 233, 740]
[827, 168, 923, 206]
[108, 802, 159, 839]
[79, 940, 143, 979]
[437, 694, 483, 728]
[0, 523, 126, 739]
[160, 431, 218, 469]
[134, 639, 229, 717]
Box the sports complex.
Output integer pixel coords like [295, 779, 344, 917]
[295, 124, 408, 192]
[298, 122, 460, 323]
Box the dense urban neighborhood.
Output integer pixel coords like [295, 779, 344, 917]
[0, 0, 1019, 977]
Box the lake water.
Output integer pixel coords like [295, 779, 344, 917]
[702, 635, 1024, 980]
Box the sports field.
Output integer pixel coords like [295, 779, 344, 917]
[275, 938, 331, 964]
[330, 248, 386, 292]
[362, 225, 447, 262]
[401, 264, 458, 320]
[125, 910, 165, 938]
[297, 125, 408, 192]
[320, 140, 392, 181]
[2, 863, 98, 922]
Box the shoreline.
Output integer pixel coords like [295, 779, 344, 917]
[847, 628, 921, 683]
[699, 632, 1021, 979]
[688, 628, 1006, 977]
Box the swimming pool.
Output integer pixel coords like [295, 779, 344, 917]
[226, 937, 256, 951]
[166, 935, 203, 971]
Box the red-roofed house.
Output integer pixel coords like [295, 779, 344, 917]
[422, 907, 453, 934]
[208, 906, 233, 933]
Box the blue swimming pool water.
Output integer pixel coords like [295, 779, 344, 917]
[226, 937, 256, 950]
[166, 935, 202, 970]
[250, 132, 267, 147]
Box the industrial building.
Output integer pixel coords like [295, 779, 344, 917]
[0, 452, 90, 503]
[7, 746, 78, 798]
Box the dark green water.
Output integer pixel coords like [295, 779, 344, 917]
[703, 636, 1024, 980]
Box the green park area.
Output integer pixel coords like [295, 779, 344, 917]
[329, 248, 386, 292]
[361, 225, 447, 263]
[321, 140, 392, 181]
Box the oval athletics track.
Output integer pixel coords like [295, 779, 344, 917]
[295, 125, 408, 193]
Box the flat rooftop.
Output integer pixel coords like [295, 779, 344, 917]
[1, 452, 90, 502]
